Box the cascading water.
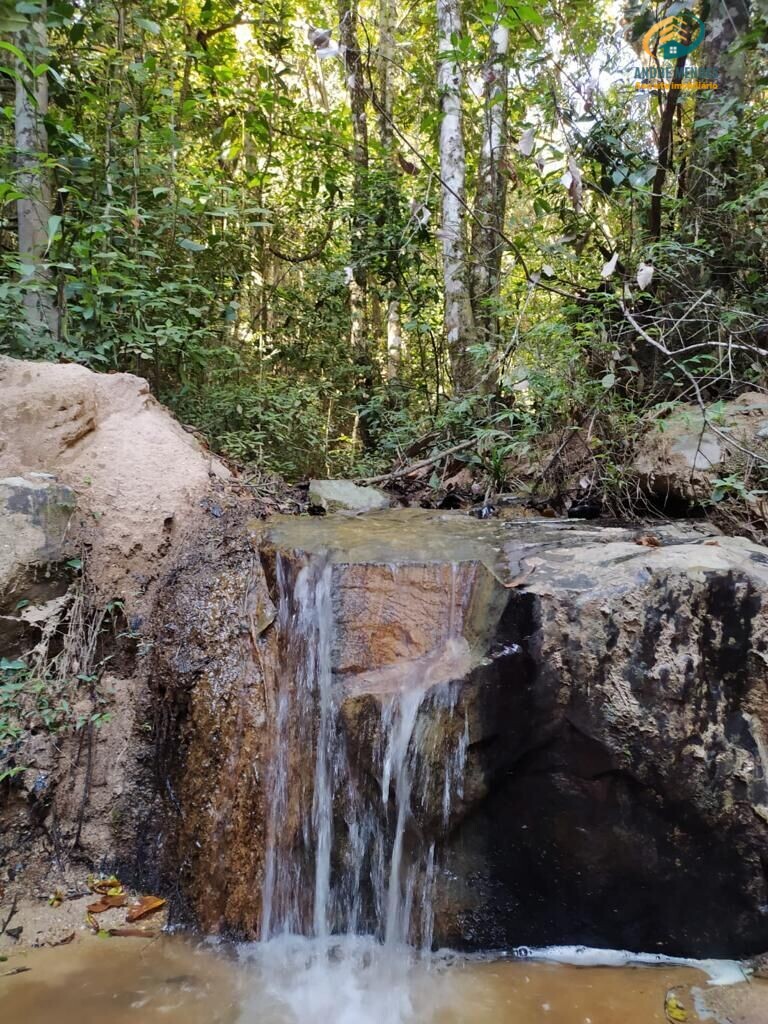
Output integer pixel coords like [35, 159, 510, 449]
[249, 551, 473, 1022]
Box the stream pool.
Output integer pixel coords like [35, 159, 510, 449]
[2, 934, 766, 1024]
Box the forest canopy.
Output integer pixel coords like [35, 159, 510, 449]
[1, 0, 767, 491]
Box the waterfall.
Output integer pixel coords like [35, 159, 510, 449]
[259, 552, 470, 951]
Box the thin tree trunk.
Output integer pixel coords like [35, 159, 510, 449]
[14, 3, 57, 339]
[470, 5, 509, 383]
[376, 0, 395, 150]
[386, 299, 403, 381]
[437, 0, 476, 392]
[686, 0, 751, 286]
[339, 0, 376, 439]
[377, 0, 404, 384]
[648, 54, 687, 242]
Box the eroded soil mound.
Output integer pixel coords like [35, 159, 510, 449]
[0, 357, 235, 933]
[0, 357, 230, 611]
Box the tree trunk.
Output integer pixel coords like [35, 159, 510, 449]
[377, 0, 404, 384]
[437, 0, 476, 393]
[376, 0, 396, 150]
[686, 0, 751, 287]
[648, 54, 687, 243]
[470, 6, 509, 383]
[14, 3, 57, 340]
[386, 298, 403, 381]
[338, 0, 370, 363]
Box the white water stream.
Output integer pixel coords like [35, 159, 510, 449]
[254, 553, 475, 1021]
[251, 553, 746, 1024]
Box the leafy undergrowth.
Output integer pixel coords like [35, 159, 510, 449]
[0, 577, 124, 791]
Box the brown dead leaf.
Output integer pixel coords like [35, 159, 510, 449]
[86, 912, 99, 933]
[126, 896, 166, 923]
[635, 534, 661, 547]
[108, 926, 159, 938]
[704, 539, 720, 546]
[87, 894, 128, 914]
[49, 932, 75, 947]
[1, 966, 31, 977]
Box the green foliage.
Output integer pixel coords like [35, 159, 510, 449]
[173, 371, 341, 477]
[0, 657, 112, 785]
[0, 0, 766, 486]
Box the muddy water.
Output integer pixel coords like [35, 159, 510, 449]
[3, 935, 764, 1024]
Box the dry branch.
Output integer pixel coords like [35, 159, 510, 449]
[358, 437, 477, 485]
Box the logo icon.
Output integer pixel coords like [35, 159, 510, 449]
[642, 11, 706, 60]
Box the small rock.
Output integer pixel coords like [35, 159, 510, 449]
[568, 498, 602, 519]
[308, 480, 390, 514]
[469, 504, 496, 519]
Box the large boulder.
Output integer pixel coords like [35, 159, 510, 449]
[634, 393, 768, 506]
[153, 508, 768, 957]
[439, 522, 768, 957]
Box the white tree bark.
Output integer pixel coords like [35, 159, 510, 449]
[386, 298, 403, 381]
[377, 0, 404, 383]
[376, 0, 396, 149]
[470, 7, 509, 366]
[437, 0, 476, 391]
[338, 0, 370, 363]
[14, 3, 57, 339]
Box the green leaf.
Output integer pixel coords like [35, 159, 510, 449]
[601, 372, 616, 390]
[178, 238, 207, 252]
[0, 182, 23, 204]
[133, 15, 161, 34]
[66, 557, 83, 570]
[46, 214, 63, 252]
[0, 39, 27, 64]
[0, 658, 26, 671]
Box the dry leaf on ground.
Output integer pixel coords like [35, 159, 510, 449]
[87, 895, 128, 914]
[126, 896, 166, 923]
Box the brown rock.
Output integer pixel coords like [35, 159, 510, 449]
[151, 509, 768, 958]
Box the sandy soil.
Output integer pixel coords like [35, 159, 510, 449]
[0, 356, 230, 612]
[0, 886, 168, 954]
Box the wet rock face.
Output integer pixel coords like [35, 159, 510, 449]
[155, 510, 768, 957]
[440, 529, 768, 957]
[151, 524, 274, 936]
